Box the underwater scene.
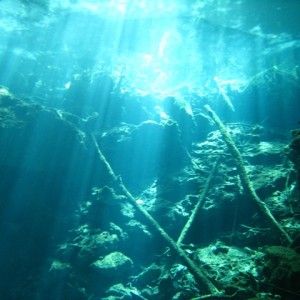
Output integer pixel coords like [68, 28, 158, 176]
[1, 0, 300, 299]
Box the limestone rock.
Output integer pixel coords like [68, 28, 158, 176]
[91, 251, 133, 281]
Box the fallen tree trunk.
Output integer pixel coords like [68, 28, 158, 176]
[204, 105, 292, 245]
[91, 133, 220, 295]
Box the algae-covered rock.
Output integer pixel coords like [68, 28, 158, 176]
[90, 252, 133, 288]
[263, 246, 300, 292]
[265, 245, 298, 261]
[91, 251, 133, 281]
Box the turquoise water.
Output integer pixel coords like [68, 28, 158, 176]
[0, 1, 299, 299]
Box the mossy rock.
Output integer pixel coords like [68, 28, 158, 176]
[263, 246, 300, 292]
[265, 245, 298, 261]
[91, 251, 133, 282]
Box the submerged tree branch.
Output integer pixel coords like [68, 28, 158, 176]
[204, 105, 292, 245]
[90, 133, 220, 295]
[177, 157, 220, 245]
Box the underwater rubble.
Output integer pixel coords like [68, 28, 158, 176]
[1, 87, 300, 300]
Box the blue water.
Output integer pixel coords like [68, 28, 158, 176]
[0, 1, 300, 299]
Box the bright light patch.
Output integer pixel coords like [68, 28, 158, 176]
[136, 199, 143, 205]
[65, 82, 71, 89]
[143, 54, 153, 65]
[107, 0, 127, 14]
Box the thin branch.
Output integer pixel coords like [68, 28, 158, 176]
[177, 157, 220, 245]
